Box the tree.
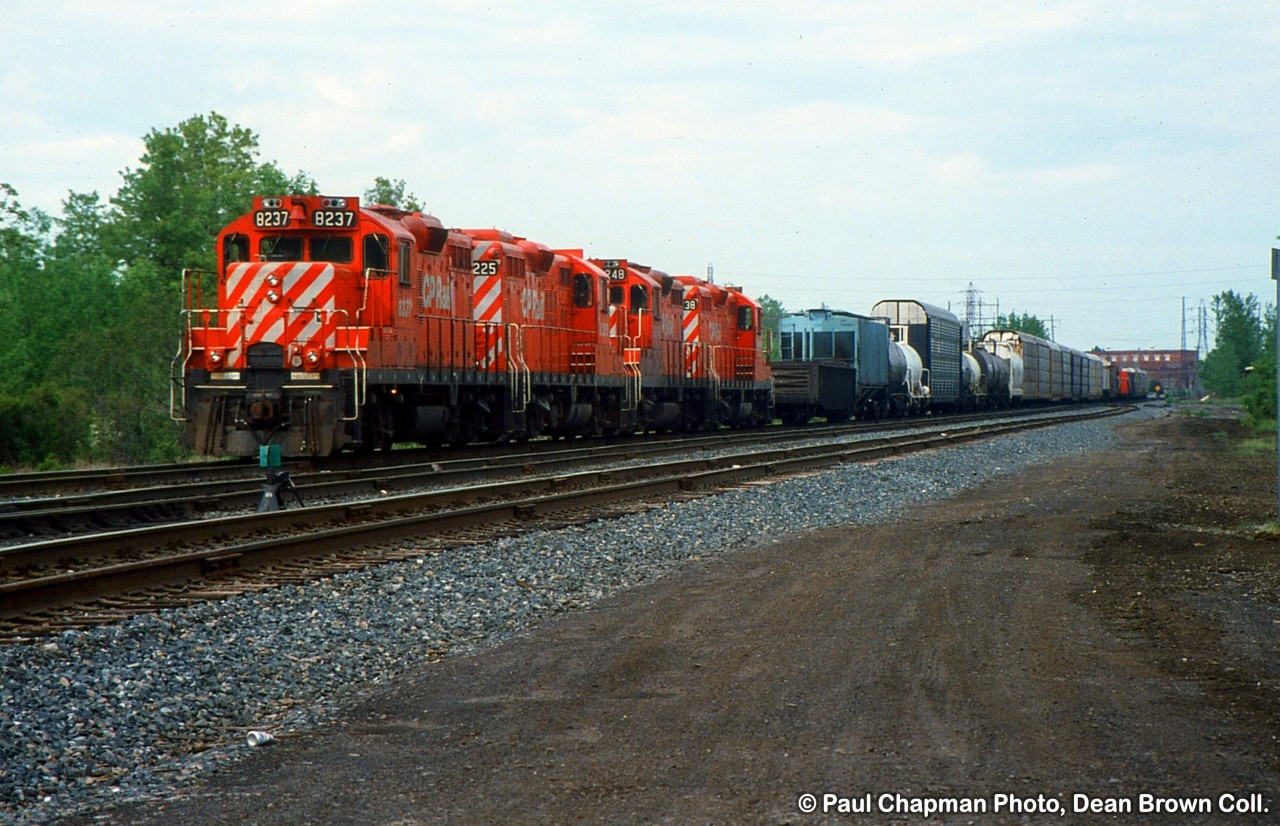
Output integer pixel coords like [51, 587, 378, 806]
[756, 294, 786, 358]
[0, 184, 53, 394]
[0, 114, 321, 468]
[1200, 290, 1263, 399]
[1243, 303, 1276, 424]
[992, 310, 1049, 339]
[364, 177, 422, 211]
[106, 112, 314, 277]
[0, 185, 97, 466]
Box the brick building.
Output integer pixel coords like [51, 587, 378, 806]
[1093, 349, 1199, 394]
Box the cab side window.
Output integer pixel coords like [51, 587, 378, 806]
[223, 233, 249, 266]
[398, 240, 412, 286]
[573, 274, 593, 308]
[363, 234, 390, 273]
[629, 284, 649, 314]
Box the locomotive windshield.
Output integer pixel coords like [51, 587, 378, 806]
[310, 236, 353, 263]
[256, 235, 353, 263]
[260, 236, 303, 261]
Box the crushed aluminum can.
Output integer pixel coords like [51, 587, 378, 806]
[246, 730, 276, 747]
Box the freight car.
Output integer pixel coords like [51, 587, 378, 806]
[869, 300, 964, 410]
[772, 308, 897, 423]
[1115, 366, 1149, 399]
[170, 195, 772, 457]
[979, 330, 1105, 404]
[964, 344, 1014, 409]
[772, 304, 1021, 424]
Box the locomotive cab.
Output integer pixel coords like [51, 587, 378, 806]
[173, 195, 471, 456]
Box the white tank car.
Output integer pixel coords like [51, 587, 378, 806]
[961, 351, 982, 402]
[887, 339, 929, 415]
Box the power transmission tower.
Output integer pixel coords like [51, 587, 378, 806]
[965, 282, 979, 341]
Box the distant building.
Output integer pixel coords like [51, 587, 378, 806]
[1093, 349, 1199, 394]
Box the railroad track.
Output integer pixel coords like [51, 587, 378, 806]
[0, 404, 1096, 542]
[0, 405, 1130, 641]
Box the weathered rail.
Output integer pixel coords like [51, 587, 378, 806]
[0, 405, 1129, 638]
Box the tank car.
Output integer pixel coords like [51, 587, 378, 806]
[965, 344, 1013, 408]
[869, 300, 963, 410]
[887, 338, 929, 415]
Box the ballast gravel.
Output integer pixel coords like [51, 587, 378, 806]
[0, 411, 1147, 824]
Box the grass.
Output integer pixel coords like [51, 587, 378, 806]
[1235, 435, 1277, 457]
[1252, 521, 1280, 540]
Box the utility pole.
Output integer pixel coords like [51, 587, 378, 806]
[1198, 300, 1207, 394]
[1181, 296, 1188, 394]
[1271, 248, 1279, 519]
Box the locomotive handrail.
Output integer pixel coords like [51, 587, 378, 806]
[333, 308, 366, 422]
[169, 309, 195, 423]
[507, 324, 531, 414]
[170, 268, 222, 423]
[622, 339, 642, 412]
[357, 267, 389, 327]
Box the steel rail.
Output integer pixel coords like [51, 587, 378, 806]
[0, 404, 1095, 537]
[0, 405, 1127, 618]
[0, 402, 1098, 502]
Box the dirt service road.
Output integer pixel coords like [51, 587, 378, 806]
[109, 412, 1280, 824]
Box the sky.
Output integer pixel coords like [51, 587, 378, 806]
[2, 1, 1277, 351]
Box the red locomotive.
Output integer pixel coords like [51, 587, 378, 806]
[171, 195, 772, 457]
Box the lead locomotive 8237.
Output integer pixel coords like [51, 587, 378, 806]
[171, 195, 773, 457]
